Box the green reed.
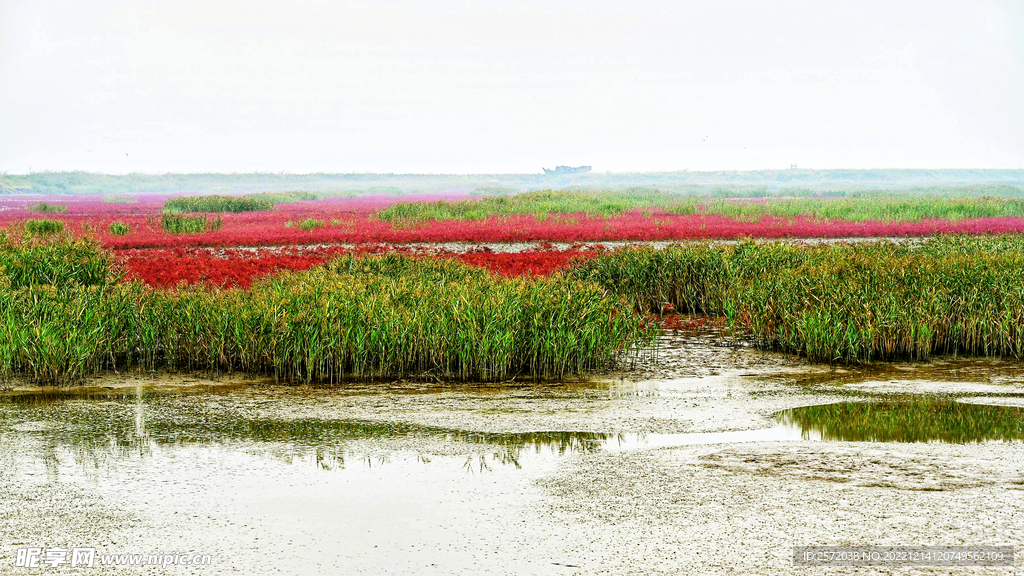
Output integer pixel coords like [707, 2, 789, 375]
[667, 196, 1024, 222]
[0, 242, 652, 385]
[288, 218, 324, 231]
[573, 236, 1024, 362]
[162, 192, 315, 214]
[23, 219, 65, 236]
[161, 213, 222, 234]
[30, 202, 68, 214]
[377, 190, 1024, 224]
[101, 195, 138, 204]
[108, 221, 131, 236]
[163, 195, 274, 213]
[0, 236, 115, 289]
[247, 191, 318, 204]
[377, 189, 682, 222]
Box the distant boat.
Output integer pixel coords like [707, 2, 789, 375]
[542, 165, 591, 175]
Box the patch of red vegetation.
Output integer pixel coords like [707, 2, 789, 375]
[90, 213, 1024, 249]
[652, 314, 725, 332]
[117, 246, 596, 288]
[117, 246, 353, 288]
[453, 244, 601, 277]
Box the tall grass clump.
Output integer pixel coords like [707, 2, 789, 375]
[0, 246, 652, 385]
[161, 214, 222, 234]
[0, 236, 121, 382]
[163, 195, 274, 214]
[0, 235, 116, 289]
[30, 202, 67, 214]
[108, 221, 131, 236]
[573, 236, 1024, 363]
[24, 219, 65, 236]
[284, 218, 326, 231]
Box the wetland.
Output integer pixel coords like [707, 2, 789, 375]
[3, 330, 1023, 575]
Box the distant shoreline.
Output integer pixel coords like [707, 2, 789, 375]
[3, 169, 1024, 195]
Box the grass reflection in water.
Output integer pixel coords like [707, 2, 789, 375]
[0, 389, 613, 470]
[777, 399, 1024, 444]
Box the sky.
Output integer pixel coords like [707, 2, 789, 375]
[1, 0, 1022, 174]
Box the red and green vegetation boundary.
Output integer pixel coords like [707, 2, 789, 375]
[573, 236, 1024, 363]
[116, 245, 597, 288]
[0, 236, 651, 385]
[6, 189, 1024, 385]
[6, 190, 1024, 250]
[5, 233, 1024, 386]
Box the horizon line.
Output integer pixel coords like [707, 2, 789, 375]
[4, 167, 1024, 177]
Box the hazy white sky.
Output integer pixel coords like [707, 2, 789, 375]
[1, 0, 1022, 173]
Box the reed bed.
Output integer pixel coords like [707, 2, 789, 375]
[572, 236, 1024, 362]
[666, 196, 1024, 222]
[162, 192, 317, 214]
[0, 235, 115, 289]
[377, 189, 680, 222]
[161, 213, 222, 235]
[23, 218, 65, 236]
[0, 240, 651, 385]
[378, 190, 1024, 224]
[30, 202, 68, 214]
[108, 221, 131, 236]
[163, 195, 274, 213]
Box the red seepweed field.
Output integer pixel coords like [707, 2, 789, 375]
[7, 191, 1024, 288]
[117, 244, 598, 288]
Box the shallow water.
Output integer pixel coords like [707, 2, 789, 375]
[0, 385, 805, 475]
[4, 390, 1016, 482]
[3, 363, 1024, 574]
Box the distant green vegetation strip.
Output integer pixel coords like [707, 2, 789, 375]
[666, 196, 1024, 222]
[573, 236, 1024, 362]
[379, 190, 1024, 223]
[378, 190, 680, 222]
[162, 192, 316, 214]
[0, 239, 650, 385]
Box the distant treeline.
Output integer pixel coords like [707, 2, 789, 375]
[2, 169, 1024, 196]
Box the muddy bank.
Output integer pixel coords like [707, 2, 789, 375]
[152, 236, 924, 255]
[2, 327, 1024, 574]
[540, 441, 1024, 575]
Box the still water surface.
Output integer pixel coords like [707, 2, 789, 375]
[1, 384, 1021, 574]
